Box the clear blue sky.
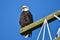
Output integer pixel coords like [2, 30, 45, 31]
[0, 0, 60, 40]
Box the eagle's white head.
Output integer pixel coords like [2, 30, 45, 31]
[22, 6, 29, 11]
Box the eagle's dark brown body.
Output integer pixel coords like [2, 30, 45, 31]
[19, 11, 33, 37]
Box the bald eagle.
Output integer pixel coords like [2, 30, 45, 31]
[19, 6, 33, 38]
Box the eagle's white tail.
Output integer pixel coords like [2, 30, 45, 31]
[25, 34, 29, 38]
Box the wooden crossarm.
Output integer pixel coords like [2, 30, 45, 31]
[20, 10, 60, 35]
